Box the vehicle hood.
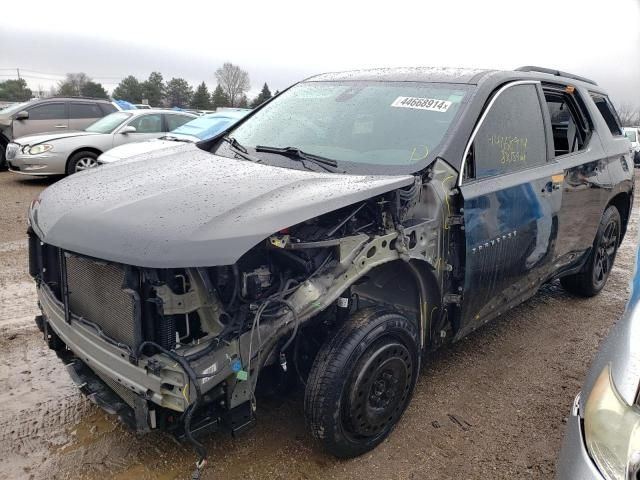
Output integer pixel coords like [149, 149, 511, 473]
[99, 137, 193, 162]
[31, 143, 414, 268]
[579, 241, 640, 412]
[13, 130, 97, 145]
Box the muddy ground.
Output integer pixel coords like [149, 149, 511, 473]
[0, 170, 638, 480]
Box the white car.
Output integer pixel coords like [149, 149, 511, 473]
[623, 126, 640, 166]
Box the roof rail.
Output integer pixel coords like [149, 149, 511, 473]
[50, 96, 113, 101]
[515, 66, 598, 86]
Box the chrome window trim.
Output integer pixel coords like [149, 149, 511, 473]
[457, 80, 541, 187]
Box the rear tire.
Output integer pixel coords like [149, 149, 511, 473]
[560, 205, 621, 297]
[66, 151, 99, 175]
[0, 139, 7, 171]
[304, 308, 420, 458]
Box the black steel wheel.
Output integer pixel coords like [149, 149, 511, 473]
[304, 308, 420, 458]
[561, 205, 621, 297]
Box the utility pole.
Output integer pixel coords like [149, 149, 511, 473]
[17, 68, 21, 80]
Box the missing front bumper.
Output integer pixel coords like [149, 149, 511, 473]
[37, 282, 188, 412]
[63, 352, 153, 432]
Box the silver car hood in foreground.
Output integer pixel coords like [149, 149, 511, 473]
[31, 144, 414, 268]
[579, 242, 640, 410]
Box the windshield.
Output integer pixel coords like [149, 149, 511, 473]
[214, 81, 470, 174]
[0, 101, 31, 115]
[171, 115, 237, 140]
[85, 112, 132, 134]
[625, 129, 637, 143]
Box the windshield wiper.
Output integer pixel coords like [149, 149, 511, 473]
[255, 145, 338, 171]
[221, 136, 260, 162]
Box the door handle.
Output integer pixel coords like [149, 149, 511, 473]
[54, 125, 67, 128]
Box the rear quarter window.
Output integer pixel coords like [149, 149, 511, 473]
[590, 93, 623, 136]
[100, 103, 117, 115]
[472, 84, 547, 180]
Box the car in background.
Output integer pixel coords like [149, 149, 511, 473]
[133, 104, 152, 110]
[6, 109, 195, 175]
[97, 108, 250, 164]
[557, 240, 640, 480]
[0, 97, 118, 169]
[624, 126, 640, 166]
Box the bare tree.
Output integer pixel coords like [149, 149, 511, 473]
[57, 73, 91, 96]
[616, 103, 640, 127]
[215, 63, 250, 107]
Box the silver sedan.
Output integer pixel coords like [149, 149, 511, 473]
[557, 240, 640, 479]
[6, 109, 196, 176]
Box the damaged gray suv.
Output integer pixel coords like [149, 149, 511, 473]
[28, 67, 634, 464]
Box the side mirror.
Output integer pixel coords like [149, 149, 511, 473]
[15, 110, 29, 120]
[120, 125, 137, 134]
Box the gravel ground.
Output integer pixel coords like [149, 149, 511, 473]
[0, 170, 637, 480]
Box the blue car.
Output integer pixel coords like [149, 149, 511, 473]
[97, 108, 251, 164]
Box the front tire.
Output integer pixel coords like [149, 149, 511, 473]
[66, 151, 99, 175]
[561, 205, 621, 297]
[304, 308, 420, 458]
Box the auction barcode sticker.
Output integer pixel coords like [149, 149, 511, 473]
[391, 96, 452, 112]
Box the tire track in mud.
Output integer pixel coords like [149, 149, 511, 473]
[0, 331, 94, 479]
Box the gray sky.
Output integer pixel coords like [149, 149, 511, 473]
[1, 0, 639, 106]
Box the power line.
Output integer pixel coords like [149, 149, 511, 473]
[0, 67, 125, 82]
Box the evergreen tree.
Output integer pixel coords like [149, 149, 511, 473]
[165, 78, 193, 108]
[0, 79, 32, 101]
[250, 82, 272, 108]
[211, 85, 229, 109]
[191, 82, 211, 109]
[81, 81, 109, 99]
[112, 76, 143, 103]
[142, 72, 165, 107]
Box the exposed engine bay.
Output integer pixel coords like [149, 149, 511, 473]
[30, 159, 461, 467]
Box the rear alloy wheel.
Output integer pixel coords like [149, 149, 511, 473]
[304, 308, 420, 458]
[67, 151, 99, 175]
[561, 205, 621, 297]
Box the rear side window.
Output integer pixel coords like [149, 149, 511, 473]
[470, 84, 547, 180]
[128, 114, 163, 133]
[100, 103, 117, 115]
[542, 87, 592, 157]
[165, 114, 193, 131]
[69, 103, 103, 119]
[27, 103, 65, 120]
[590, 94, 623, 136]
